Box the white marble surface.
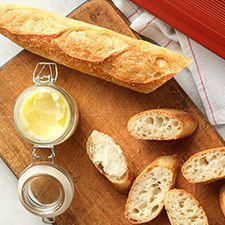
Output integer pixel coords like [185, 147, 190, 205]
[0, 159, 45, 225]
[0, 0, 224, 224]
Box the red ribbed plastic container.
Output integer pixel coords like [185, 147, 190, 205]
[131, 0, 225, 59]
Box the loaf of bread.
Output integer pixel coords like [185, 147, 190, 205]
[125, 155, 179, 224]
[220, 184, 225, 217]
[165, 189, 209, 225]
[127, 109, 198, 140]
[86, 130, 133, 192]
[182, 147, 225, 183]
[0, 4, 191, 93]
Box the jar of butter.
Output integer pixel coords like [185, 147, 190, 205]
[14, 62, 78, 145]
[13, 62, 78, 224]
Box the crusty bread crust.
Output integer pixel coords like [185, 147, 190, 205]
[165, 189, 209, 225]
[0, 4, 191, 94]
[125, 155, 179, 224]
[220, 184, 225, 217]
[182, 147, 225, 184]
[127, 109, 198, 140]
[86, 131, 133, 193]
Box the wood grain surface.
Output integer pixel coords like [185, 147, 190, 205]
[0, 0, 224, 224]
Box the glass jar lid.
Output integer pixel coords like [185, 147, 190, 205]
[17, 162, 74, 218]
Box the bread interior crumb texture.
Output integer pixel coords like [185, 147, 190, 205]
[127, 166, 172, 222]
[183, 151, 225, 182]
[130, 113, 182, 139]
[166, 190, 208, 225]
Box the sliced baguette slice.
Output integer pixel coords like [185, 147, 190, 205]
[165, 189, 209, 225]
[86, 130, 133, 193]
[220, 184, 225, 217]
[182, 147, 225, 183]
[125, 155, 179, 224]
[127, 109, 198, 140]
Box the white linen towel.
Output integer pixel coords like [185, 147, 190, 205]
[112, 0, 225, 126]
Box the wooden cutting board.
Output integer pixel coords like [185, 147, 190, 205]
[0, 0, 224, 224]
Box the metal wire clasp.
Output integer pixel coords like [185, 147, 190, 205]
[33, 62, 58, 84]
[32, 145, 55, 163]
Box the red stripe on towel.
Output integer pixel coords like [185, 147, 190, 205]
[163, 40, 172, 48]
[139, 17, 156, 33]
[128, 9, 138, 19]
[187, 37, 218, 125]
[127, 0, 139, 19]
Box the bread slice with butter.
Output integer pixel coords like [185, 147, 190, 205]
[125, 155, 179, 224]
[165, 189, 209, 225]
[86, 130, 133, 193]
[182, 147, 225, 183]
[127, 109, 198, 140]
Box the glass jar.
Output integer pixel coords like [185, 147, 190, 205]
[17, 147, 74, 224]
[13, 62, 79, 145]
[13, 62, 78, 223]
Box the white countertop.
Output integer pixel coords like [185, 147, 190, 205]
[0, 0, 224, 224]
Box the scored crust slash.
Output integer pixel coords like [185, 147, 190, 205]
[0, 4, 191, 94]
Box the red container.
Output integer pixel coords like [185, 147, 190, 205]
[131, 0, 225, 59]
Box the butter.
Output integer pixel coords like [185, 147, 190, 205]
[90, 130, 127, 177]
[19, 86, 71, 142]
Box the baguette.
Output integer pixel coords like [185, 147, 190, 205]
[125, 155, 179, 224]
[0, 4, 191, 94]
[127, 109, 198, 140]
[165, 189, 209, 225]
[220, 184, 225, 217]
[182, 147, 225, 183]
[86, 130, 133, 192]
